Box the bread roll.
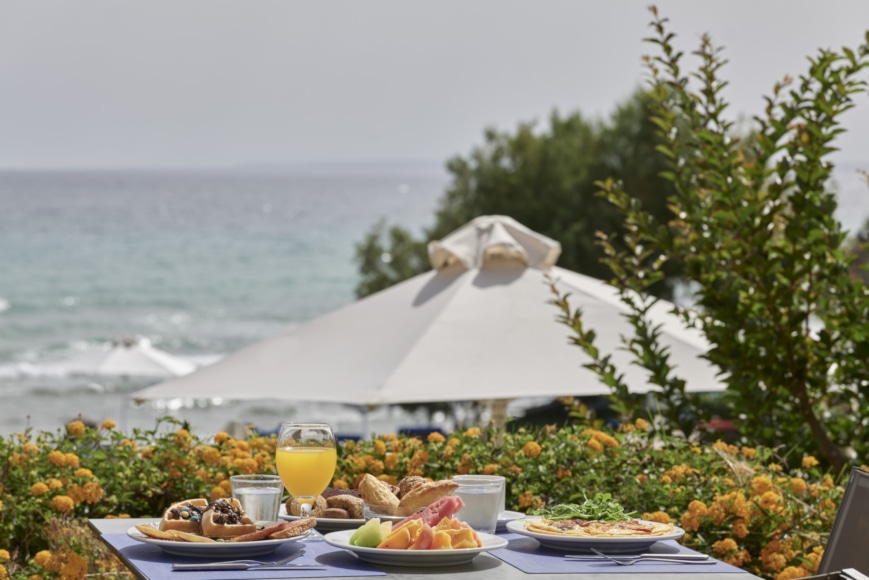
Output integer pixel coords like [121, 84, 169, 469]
[326, 494, 364, 519]
[286, 495, 328, 517]
[358, 474, 400, 508]
[398, 475, 426, 498]
[397, 480, 459, 510]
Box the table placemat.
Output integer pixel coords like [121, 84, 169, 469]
[490, 534, 749, 575]
[101, 534, 386, 579]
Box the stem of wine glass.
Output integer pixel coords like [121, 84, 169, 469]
[299, 497, 314, 518]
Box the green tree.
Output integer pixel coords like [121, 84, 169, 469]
[556, 7, 869, 472]
[354, 91, 679, 298]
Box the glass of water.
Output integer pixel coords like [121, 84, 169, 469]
[230, 474, 283, 523]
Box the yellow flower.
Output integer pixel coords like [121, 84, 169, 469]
[175, 429, 191, 447]
[636, 474, 648, 483]
[202, 447, 221, 465]
[0, 564, 7, 580]
[0, 500, 3, 511]
[384, 453, 398, 470]
[464, 427, 481, 439]
[642, 511, 670, 524]
[712, 538, 738, 555]
[373, 440, 387, 454]
[740, 446, 757, 459]
[48, 450, 66, 467]
[587, 439, 603, 452]
[732, 519, 749, 539]
[790, 477, 807, 494]
[506, 465, 522, 476]
[61, 550, 87, 579]
[768, 463, 782, 472]
[0, 549, 8, 560]
[750, 475, 773, 496]
[66, 420, 86, 436]
[634, 418, 650, 431]
[522, 441, 542, 458]
[74, 468, 93, 478]
[100, 419, 117, 430]
[210, 486, 229, 501]
[83, 481, 103, 503]
[687, 500, 707, 515]
[518, 491, 537, 509]
[47, 478, 63, 490]
[333, 479, 349, 489]
[661, 475, 672, 484]
[50, 495, 75, 513]
[777, 566, 809, 580]
[447, 437, 461, 447]
[31, 482, 50, 496]
[22, 442, 39, 455]
[427, 432, 445, 443]
[34, 551, 52, 567]
[802, 455, 819, 468]
[556, 467, 572, 479]
[64, 453, 80, 468]
[483, 463, 499, 475]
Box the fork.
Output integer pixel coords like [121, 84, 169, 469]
[172, 550, 325, 571]
[582, 547, 716, 566]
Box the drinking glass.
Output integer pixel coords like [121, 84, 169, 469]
[275, 422, 337, 518]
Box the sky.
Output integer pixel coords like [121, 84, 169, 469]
[1, 0, 868, 171]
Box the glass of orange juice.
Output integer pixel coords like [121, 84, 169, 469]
[275, 422, 337, 519]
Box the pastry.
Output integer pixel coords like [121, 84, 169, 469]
[159, 498, 208, 534]
[286, 495, 328, 517]
[228, 521, 290, 542]
[200, 498, 257, 538]
[268, 517, 317, 539]
[398, 480, 459, 510]
[326, 494, 364, 519]
[398, 476, 426, 498]
[358, 474, 400, 508]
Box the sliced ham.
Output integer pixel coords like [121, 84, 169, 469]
[394, 495, 465, 529]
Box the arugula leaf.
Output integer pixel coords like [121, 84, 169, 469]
[532, 493, 635, 522]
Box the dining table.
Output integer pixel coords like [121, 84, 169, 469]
[89, 517, 762, 580]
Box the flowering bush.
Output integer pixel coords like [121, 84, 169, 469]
[0, 416, 852, 579]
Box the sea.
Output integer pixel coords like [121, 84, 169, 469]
[0, 163, 457, 439]
[1, 161, 867, 440]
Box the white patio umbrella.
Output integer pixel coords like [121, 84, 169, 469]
[134, 216, 721, 417]
[63, 336, 197, 378]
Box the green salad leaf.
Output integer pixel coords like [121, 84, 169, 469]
[532, 493, 635, 522]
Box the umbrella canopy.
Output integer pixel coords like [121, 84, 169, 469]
[134, 215, 721, 404]
[63, 336, 197, 378]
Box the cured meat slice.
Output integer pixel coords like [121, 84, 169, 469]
[394, 495, 465, 529]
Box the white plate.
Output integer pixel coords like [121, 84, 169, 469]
[496, 510, 526, 533]
[279, 505, 364, 532]
[506, 517, 685, 554]
[323, 529, 508, 567]
[126, 523, 309, 558]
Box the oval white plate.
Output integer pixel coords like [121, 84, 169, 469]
[506, 517, 685, 554]
[323, 529, 508, 567]
[279, 505, 364, 532]
[126, 523, 309, 558]
[496, 510, 526, 533]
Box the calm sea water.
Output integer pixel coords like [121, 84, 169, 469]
[0, 164, 450, 436]
[1, 162, 867, 438]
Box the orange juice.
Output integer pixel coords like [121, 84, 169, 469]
[276, 446, 337, 497]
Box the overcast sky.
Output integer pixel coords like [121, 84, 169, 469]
[1, 0, 868, 171]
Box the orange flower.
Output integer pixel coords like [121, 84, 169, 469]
[66, 420, 86, 436]
[634, 418, 650, 431]
[483, 464, 498, 475]
[50, 495, 75, 513]
[33, 551, 52, 568]
[802, 455, 819, 468]
[31, 482, 49, 496]
[464, 427, 481, 439]
[373, 440, 387, 455]
[64, 453, 80, 468]
[712, 538, 738, 555]
[100, 419, 117, 430]
[642, 511, 670, 524]
[522, 441, 542, 458]
[48, 450, 66, 467]
[427, 432, 445, 443]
